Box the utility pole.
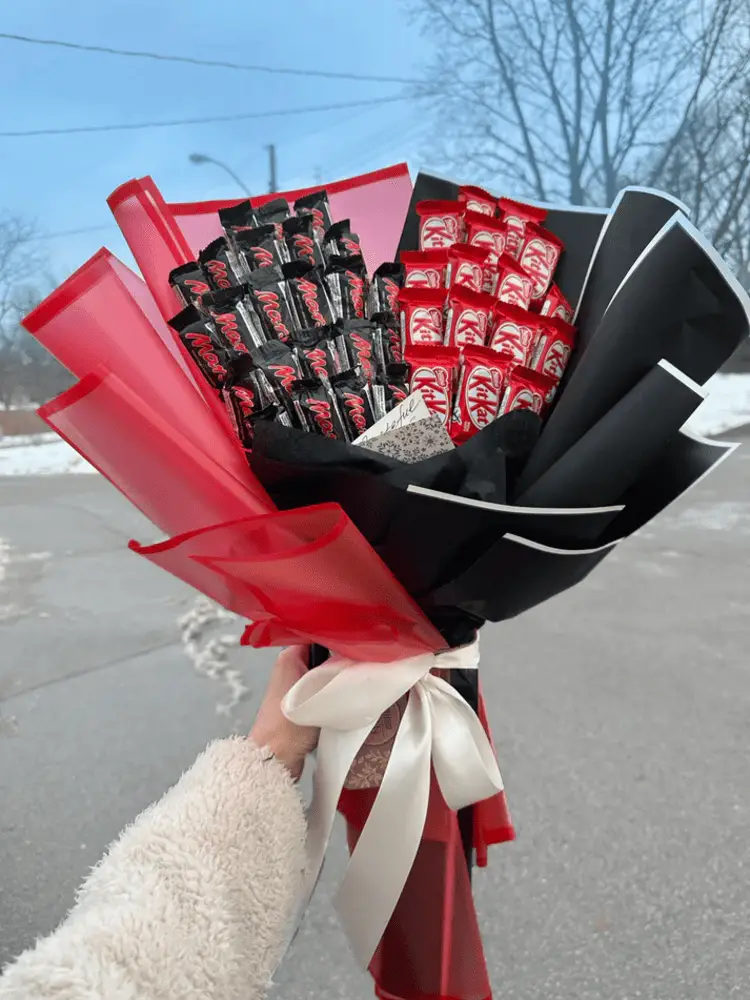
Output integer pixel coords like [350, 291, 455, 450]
[267, 144, 278, 193]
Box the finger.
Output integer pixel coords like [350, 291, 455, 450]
[271, 645, 310, 692]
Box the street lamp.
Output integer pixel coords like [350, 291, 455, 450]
[188, 153, 251, 196]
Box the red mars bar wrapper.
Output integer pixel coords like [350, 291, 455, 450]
[399, 287, 445, 347]
[246, 266, 297, 343]
[255, 197, 291, 239]
[169, 262, 212, 308]
[199, 237, 247, 289]
[488, 301, 540, 367]
[406, 345, 460, 426]
[370, 311, 403, 364]
[324, 255, 368, 321]
[335, 319, 388, 381]
[518, 222, 564, 302]
[451, 346, 515, 442]
[493, 253, 535, 310]
[540, 283, 574, 322]
[376, 362, 409, 412]
[222, 374, 267, 447]
[294, 189, 334, 237]
[234, 225, 287, 270]
[366, 262, 404, 317]
[282, 260, 336, 329]
[291, 326, 343, 381]
[284, 214, 325, 268]
[444, 286, 494, 348]
[329, 369, 376, 439]
[497, 197, 548, 259]
[249, 339, 304, 395]
[530, 316, 577, 383]
[446, 243, 491, 294]
[201, 287, 265, 354]
[291, 377, 347, 440]
[416, 199, 464, 250]
[499, 364, 556, 416]
[401, 249, 449, 290]
[283, 215, 325, 268]
[458, 184, 497, 216]
[323, 220, 362, 260]
[219, 200, 259, 237]
[168, 305, 231, 389]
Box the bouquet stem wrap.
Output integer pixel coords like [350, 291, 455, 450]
[283, 637, 503, 970]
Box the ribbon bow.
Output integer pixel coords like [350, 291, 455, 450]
[282, 638, 503, 967]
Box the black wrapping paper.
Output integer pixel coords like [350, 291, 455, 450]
[516, 360, 707, 510]
[250, 184, 749, 630]
[571, 188, 690, 361]
[263, 175, 748, 892]
[518, 215, 750, 493]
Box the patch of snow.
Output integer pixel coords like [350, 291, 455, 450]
[178, 597, 248, 716]
[0, 374, 748, 477]
[0, 432, 59, 449]
[0, 538, 10, 584]
[0, 436, 96, 475]
[684, 373, 750, 438]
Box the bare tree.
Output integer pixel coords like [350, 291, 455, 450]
[0, 215, 72, 410]
[411, 0, 750, 215]
[0, 214, 44, 329]
[658, 82, 750, 284]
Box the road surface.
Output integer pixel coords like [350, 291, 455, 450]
[1, 450, 749, 998]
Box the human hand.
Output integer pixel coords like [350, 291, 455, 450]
[250, 646, 319, 780]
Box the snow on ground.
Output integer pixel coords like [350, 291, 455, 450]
[0, 374, 748, 476]
[685, 373, 750, 438]
[0, 434, 96, 475]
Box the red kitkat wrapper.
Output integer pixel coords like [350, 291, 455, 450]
[416, 200, 464, 250]
[493, 254, 535, 309]
[499, 364, 556, 415]
[541, 282, 574, 323]
[458, 184, 497, 217]
[489, 301, 541, 367]
[398, 287, 446, 348]
[451, 345, 515, 442]
[518, 222, 564, 301]
[446, 243, 490, 294]
[444, 285, 494, 349]
[400, 249, 449, 290]
[531, 316, 577, 383]
[464, 211, 508, 260]
[406, 345, 460, 426]
[497, 196, 548, 259]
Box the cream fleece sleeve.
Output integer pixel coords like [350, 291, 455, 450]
[0, 737, 308, 1000]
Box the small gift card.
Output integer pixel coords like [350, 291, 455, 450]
[353, 390, 430, 445]
[360, 413, 455, 464]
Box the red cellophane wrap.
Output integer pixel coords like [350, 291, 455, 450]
[24, 167, 515, 1000]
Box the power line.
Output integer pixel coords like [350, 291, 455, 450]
[0, 95, 410, 138]
[39, 224, 115, 240]
[0, 31, 421, 85]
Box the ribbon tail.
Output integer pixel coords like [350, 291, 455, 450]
[429, 676, 504, 811]
[301, 724, 373, 910]
[335, 686, 433, 967]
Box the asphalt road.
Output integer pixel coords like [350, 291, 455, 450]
[1, 450, 749, 999]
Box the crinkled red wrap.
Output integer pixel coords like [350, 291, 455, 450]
[23, 165, 513, 1000]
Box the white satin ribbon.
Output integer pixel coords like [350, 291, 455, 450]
[282, 637, 503, 968]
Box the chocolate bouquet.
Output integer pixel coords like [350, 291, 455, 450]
[24, 163, 749, 1000]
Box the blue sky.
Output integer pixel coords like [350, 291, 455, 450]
[0, 0, 436, 281]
